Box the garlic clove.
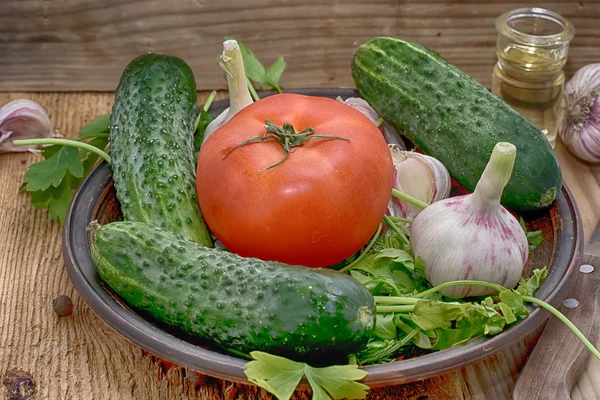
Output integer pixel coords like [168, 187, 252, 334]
[344, 97, 406, 149]
[558, 63, 600, 163]
[0, 99, 52, 153]
[387, 145, 451, 220]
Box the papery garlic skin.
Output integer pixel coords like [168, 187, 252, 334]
[0, 99, 52, 153]
[344, 97, 406, 149]
[410, 142, 528, 298]
[387, 145, 451, 220]
[558, 64, 600, 163]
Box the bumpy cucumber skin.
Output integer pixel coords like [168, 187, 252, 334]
[352, 37, 562, 210]
[110, 54, 212, 246]
[92, 221, 375, 362]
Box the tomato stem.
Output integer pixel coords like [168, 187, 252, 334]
[222, 120, 352, 172]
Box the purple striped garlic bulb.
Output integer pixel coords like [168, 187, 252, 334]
[410, 142, 528, 298]
[558, 64, 600, 163]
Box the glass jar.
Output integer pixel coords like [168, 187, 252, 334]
[492, 7, 574, 148]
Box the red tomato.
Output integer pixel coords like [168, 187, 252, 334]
[196, 94, 394, 267]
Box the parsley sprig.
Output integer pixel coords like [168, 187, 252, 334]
[225, 37, 287, 101]
[14, 114, 111, 223]
[245, 352, 369, 400]
[13, 91, 220, 224]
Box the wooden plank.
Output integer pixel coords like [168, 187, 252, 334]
[514, 253, 600, 400]
[1, 0, 599, 92]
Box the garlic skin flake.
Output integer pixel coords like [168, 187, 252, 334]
[387, 145, 451, 220]
[558, 63, 600, 163]
[410, 142, 528, 298]
[0, 99, 53, 153]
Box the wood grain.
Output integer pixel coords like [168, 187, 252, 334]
[1, 0, 599, 92]
[513, 253, 600, 400]
[554, 141, 600, 245]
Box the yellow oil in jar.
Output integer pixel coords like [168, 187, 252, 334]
[491, 8, 574, 149]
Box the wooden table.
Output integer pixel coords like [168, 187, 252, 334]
[1, 92, 599, 400]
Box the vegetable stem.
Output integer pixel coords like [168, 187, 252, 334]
[473, 142, 516, 205]
[247, 78, 260, 102]
[524, 295, 600, 361]
[374, 296, 421, 305]
[376, 305, 415, 313]
[413, 280, 506, 298]
[388, 216, 413, 224]
[220, 40, 255, 115]
[339, 223, 383, 274]
[12, 138, 111, 164]
[375, 117, 384, 128]
[391, 188, 429, 210]
[382, 214, 408, 244]
[203, 90, 218, 112]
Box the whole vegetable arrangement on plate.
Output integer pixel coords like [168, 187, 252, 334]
[11, 38, 600, 400]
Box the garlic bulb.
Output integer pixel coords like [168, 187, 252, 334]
[343, 97, 406, 149]
[203, 40, 254, 143]
[410, 142, 528, 298]
[0, 99, 53, 153]
[387, 145, 451, 220]
[558, 64, 600, 163]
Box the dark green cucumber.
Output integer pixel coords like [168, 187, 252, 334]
[91, 221, 375, 362]
[110, 54, 212, 245]
[352, 37, 562, 210]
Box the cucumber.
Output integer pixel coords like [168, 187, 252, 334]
[110, 54, 212, 246]
[352, 37, 562, 210]
[91, 221, 375, 362]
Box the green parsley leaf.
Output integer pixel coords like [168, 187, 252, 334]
[227, 38, 287, 93]
[519, 216, 527, 232]
[193, 108, 215, 153]
[374, 313, 397, 340]
[482, 312, 507, 336]
[414, 256, 426, 277]
[411, 300, 471, 331]
[21, 115, 111, 223]
[499, 290, 529, 318]
[304, 364, 368, 400]
[264, 57, 287, 92]
[41, 143, 64, 159]
[29, 176, 74, 223]
[357, 339, 405, 365]
[244, 351, 368, 400]
[236, 42, 268, 85]
[516, 267, 548, 297]
[527, 230, 544, 251]
[24, 146, 83, 191]
[80, 114, 111, 138]
[375, 248, 413, 266]
[47, 176, 75, 222]
[81, 137, 110, 175]
[244, 352, 304, 400]
[519, 216, 544, 252]
[498, 302, 517, 324]
[430, 326, 480, 350]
